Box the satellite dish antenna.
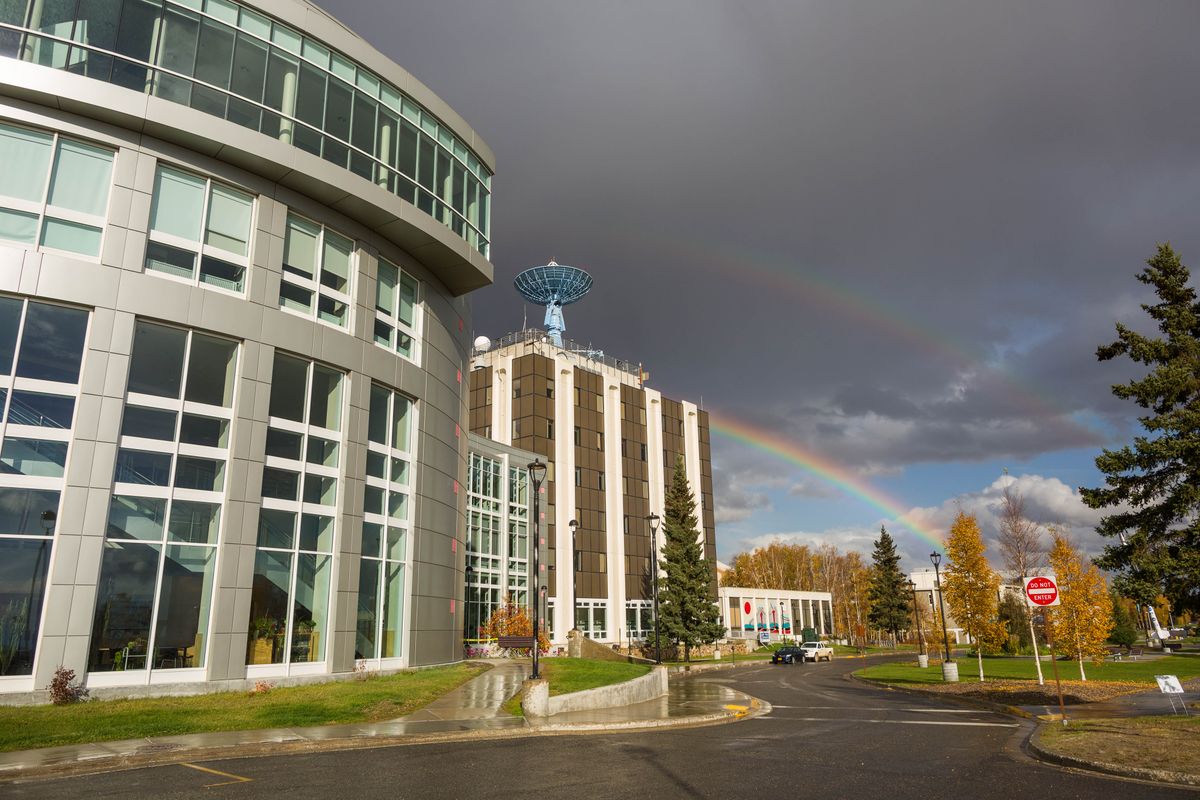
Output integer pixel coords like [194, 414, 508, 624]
[513, 260, 592, 347]
[473, 335, 492, 352]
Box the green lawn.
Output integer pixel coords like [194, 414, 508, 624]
[832, 643, 922, 656]
[540, 657, 651, 696]
[0, 663, 485, 753]
[857, 654, 1200, 685]
[503, 657, 652, 716]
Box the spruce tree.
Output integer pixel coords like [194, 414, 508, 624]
[866, 526, 911, 647]
[657, 457, 725, 661]
[1081, 244, 1200, 613]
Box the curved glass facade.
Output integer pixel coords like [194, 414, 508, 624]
[0, 0, 492, 258]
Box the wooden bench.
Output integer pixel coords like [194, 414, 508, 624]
[1105, 645, 1124, 660]
[1128, 647, 1143, 660]
[496, 635, 536, 650]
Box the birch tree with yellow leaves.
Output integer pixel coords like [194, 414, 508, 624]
[1046, 528, 1113, 681]
[943, 511, 1008, 681]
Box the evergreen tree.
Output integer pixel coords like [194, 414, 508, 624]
[997, 593, 1031, 654]
[657, 457, 725, 661]
[866, 526, 910, 647]
[1082, 244, 1200, 613]
[1108, 591, 1138, 649]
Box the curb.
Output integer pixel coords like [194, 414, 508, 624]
[850, 671, 1200, 787]
[1027, 727, 1200, 787]
[0, 695, 767, 784]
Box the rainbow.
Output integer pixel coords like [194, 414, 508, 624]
[709, 413, 946, 551]
[671, 239, 1093, 432]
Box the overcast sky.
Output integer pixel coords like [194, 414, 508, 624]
[321, 0, 1200, 569]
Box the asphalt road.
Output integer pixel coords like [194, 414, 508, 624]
[5, 658, 1194, 799]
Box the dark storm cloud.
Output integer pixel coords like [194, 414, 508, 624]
[319, 0, 1200, 473]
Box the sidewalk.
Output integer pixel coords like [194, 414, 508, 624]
[0, 660, 765, 782]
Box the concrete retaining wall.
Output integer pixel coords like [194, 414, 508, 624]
[523, 665, 668, 717]
[568, 630, 656, 665]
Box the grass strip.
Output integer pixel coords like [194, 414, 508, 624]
[1037, 715, 1200, 780]
[856, 654, 1200, 685]
[0, 662, 486, 753]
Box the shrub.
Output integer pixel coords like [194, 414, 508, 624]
[47, 666, 89, 705]
[249, 680, 274, 695]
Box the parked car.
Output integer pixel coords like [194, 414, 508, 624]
[771, 646, 806, 664]
[800, 641, 834, 662]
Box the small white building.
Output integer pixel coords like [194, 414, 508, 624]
[719, 587, 834, 642]
[908, 569, 964, 644]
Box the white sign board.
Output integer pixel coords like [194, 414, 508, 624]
[1023, 575, 1061, 607]
[1156, 675, 1184, 694]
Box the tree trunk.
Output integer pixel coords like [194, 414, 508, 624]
[976, 644, 984, 681]
[684, 642, 690, 663]
[1077, 650, 1086, 682]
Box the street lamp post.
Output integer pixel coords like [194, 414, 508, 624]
[930, 552, 956, 682]
[908, 579, 926, 666]
[647, 513, 661, 664]
[568, 519, 579, 633]
[528, 460, 547, 679]
[779, 601, 786, 641]
[464, 564, 475, 643]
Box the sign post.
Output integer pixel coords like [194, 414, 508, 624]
[1024, 576, 1066, 724]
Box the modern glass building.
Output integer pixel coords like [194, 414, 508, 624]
[0, 0, 493, 695]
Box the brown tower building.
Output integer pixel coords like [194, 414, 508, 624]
[469, 330, 717, 644]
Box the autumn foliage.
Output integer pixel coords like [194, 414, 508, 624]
[943, 511, 1007, 680]
[481, 597, 550, 654]
[1045, 529, 1114, 680]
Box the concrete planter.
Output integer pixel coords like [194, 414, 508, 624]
[942, 661, 959, 682]
[917, 654, 929, 668]
[523, 665, 669, 718]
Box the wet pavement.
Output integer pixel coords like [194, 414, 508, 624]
[0, 660, 762, 780]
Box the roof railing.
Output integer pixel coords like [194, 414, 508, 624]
[475, 329, 642, 378]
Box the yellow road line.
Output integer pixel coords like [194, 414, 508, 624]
[179, 762, 254, 787]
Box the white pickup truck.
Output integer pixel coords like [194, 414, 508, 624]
[800, 641, 834, 662]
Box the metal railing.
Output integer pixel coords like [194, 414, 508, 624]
[476, 329, 642, 379]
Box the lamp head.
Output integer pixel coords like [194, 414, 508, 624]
[528, 459, 547, 486]
[646, 513, 661, 533]
[40, 509, 56, 534]
[568, 519, 578, 531]
[930, 552, 941, 568]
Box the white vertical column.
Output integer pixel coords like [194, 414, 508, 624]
[644, 389, 665, 565]
[553, 357, 575, 641]
[604, 380, 624, 642]
[490, 355, 512, 446]
[681, 401, 704, 551]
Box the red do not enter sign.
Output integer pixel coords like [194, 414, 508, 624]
[1023, 576, 1060, 607]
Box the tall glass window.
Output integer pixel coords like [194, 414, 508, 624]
[88, 321, 235, 673]
[506, 466, 528, 607]
[247, 353, 343, 666]
[463, 455, 533, 642]
[1, 0, 492, 257]
[0, 297, 88, 677]
[372, 258, 420, 362]
[356, 383, 414, 659]
[279, 213, 352, 329]
[0, 122, 113, 258]
[145, 164, 254, 292]
[464, 453, 500, 640]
